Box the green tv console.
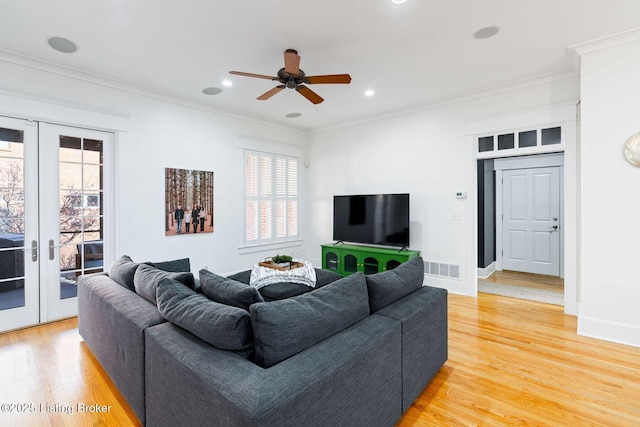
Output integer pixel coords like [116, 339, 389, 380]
[321, 243, 420, 276]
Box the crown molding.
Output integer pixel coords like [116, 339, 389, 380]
[568, 27, 640, 70]
[0, 48, 306, 135]
[310, 69, 578, 134]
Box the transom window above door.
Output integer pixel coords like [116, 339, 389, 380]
[477, 125, 563, 158]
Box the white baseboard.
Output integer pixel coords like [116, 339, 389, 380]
[477, 262, 496, 279]
[577, 316, 640, 348]
[423, 275, 469, 295]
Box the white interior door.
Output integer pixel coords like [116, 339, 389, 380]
[502, 166, 560, 276]
[0, 117, 112, 331]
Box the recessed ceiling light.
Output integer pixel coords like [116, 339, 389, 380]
[285, 112, 302, 118]
[364, 89, 375, 97]
[202, 87, 223, 95]
[47, 36, 77, 54]
[222, 79, 233, 87]
[392, 0, 407, 4]
[473, 26, 500, 40]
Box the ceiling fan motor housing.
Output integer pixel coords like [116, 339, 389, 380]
[278, 67, 305, 89]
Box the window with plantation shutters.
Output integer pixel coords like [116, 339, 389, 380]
[244, 150, 299, 246]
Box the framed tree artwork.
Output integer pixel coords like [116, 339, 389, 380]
[165, 168, 214, 236]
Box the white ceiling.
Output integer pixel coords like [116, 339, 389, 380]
[1, 0, 640, 131]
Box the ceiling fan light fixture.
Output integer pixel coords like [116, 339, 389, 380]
[221, 79, 232, 87]
[286, 79, 297, 89]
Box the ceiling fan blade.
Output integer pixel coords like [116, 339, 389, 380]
[284, 49, 301, 75]
[257, 85, 285, 100]
[296, 85, 324, 104]
[305, 74, 352, 84]
[229, 71, 277, 80]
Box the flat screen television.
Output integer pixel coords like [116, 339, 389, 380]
[333, 193, 410, 247]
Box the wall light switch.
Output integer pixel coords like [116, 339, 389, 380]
[455, 191, 467, 199]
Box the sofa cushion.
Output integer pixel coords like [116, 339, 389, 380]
[228, 268, 342, 301]
[148, 257, 191, 273]
[109, 255, 140, 291]
[199, 269, 264, 311]
[109, 255, 192, 292]
[365, 257, 424, 312]
[256, 282, 311, 301]
[250, 272, 370, 368]
[134, 263, 196, 304]
[156, 277, 253, 354]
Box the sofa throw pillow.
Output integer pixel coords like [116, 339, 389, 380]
[156, 277, 253, 353]
[365, 256, 424, 312]
[200, 269, 264, 311]
[109, 255, 140, 291]
[315, 268, 343, 287]
[134, 263, 196, 304]
[148, 257, 191, 273]
[250, 272, 370, 368]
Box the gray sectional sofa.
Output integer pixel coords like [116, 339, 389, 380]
[78, 255, 447, 426]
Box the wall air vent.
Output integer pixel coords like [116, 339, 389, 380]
[424, 261, 460, 280]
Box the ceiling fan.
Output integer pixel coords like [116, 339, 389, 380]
[229, 49, 351, 104]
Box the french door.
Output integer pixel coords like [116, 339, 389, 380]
[0, 116, 112, 332]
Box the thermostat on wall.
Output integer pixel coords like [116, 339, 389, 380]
[455, 191, 467, 199]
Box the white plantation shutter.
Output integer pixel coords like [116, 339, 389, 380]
[286, 158, 298, 238]
[275, 157, 287, 239]
[244, 150, 299, 245]
[244, 152, 260, 242]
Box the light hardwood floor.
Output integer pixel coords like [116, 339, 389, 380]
[480, 270, 564, 293]
[1, 293, 639, 426]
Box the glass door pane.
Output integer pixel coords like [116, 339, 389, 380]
[58, 135, 104, 299]
[0, 129, 26, 309]
[0, 117, 39, 331]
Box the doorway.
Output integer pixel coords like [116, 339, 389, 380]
[477, 153, 565, 304]
[0, 116, 113, 332]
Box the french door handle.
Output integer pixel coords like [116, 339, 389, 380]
[22, 240, 38, 262]
[49, 239, 62, 260]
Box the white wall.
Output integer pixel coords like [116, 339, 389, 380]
[577, 39, 640, 347]
[3, 38, 638, 348]
[305, 77, 579, 295]
[0, 58, 307, 275]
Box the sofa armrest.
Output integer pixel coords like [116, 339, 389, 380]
[78, 273, 166, 425]
[376, 285, 448, 412]
[145, 314, 403, 427]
